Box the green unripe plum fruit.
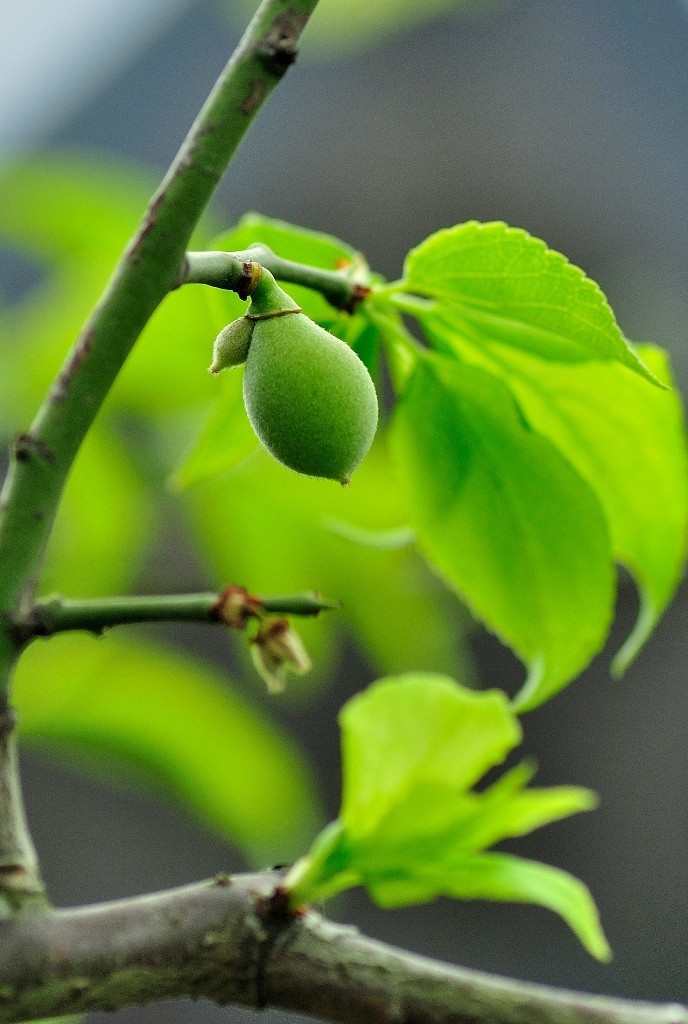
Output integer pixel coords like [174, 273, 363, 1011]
[243, 312, 378, 483]
[209, 317, 254, 373]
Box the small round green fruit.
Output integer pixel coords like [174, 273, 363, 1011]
[243, 312, 378, 483]
[209, 317, 254, 373]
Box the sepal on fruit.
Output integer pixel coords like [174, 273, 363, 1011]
[209, 317, 254, 373]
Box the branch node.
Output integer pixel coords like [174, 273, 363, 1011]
[346, 283, 372, 314]
[170, 255, 190, 290]
[252, 883, 300, 1010]
[236, 260, 263, 301]
[254, 12, 308, 75]
[212, 587, 262, 629]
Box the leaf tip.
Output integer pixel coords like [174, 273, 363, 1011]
[610, 593, 658, 679]
[511, 654, 546, 713]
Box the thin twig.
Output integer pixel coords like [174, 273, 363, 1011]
[19, 589, 339, 640]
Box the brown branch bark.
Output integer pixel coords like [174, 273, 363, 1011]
[0, 871, 684, 1024]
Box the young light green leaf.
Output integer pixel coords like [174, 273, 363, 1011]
[15, 634, 322, 865]
[340, 674, 519, 839]
[285, 674, 608, 959]
[401, 221, 659, 384]
[424, 317, 688, 675]
[440, 763, 598, 853]
[390, 353, 615, 710]
[366, 852, 611, 962]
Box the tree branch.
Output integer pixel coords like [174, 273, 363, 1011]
[0, 872, 684, 1024]
[0, 0, 321, 688]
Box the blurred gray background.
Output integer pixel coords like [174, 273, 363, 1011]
[2, 0, 687, 1020]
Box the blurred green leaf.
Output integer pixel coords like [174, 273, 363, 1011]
[171, 366, 258, 491]
[285, 674, 609, 959]
[390, 353, 614, 710]
[40, 426, 154, 597]
[425, 319, 688, 674]
[0, 155, 157, 423]
[184, 441, 471, 687]
[15, 633, 322, 864]
[401, 222, 659, 384]
[0, 153, 156, 263]
[111, 284, 218, 415]
[0, 154, 218, 423]
[321, 519, 415, 550]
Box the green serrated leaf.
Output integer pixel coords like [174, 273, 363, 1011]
[424, 318, 688, 674]
[401, 221, 660, 385]
[390, 353, 615, 710]
[286, 675, 608, 958]
[15, 634, 322, 864]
